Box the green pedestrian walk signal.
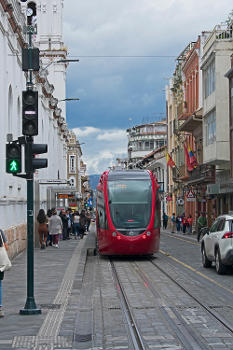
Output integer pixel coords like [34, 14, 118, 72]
[6, 143, 22, 174]
[9, 160, 20, 172]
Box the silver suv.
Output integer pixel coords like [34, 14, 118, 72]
[201, 214, 233, 274]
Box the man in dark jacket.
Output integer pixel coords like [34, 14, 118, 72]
[197, 212, 208, 242]
[79, 210, 87, 238]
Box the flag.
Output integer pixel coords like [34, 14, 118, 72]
[188, 145, 198, 168]
[184, 144, 194, 171]
[166, 152, 176, 168]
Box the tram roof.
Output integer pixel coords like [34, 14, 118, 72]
[108, 170, 150, 181]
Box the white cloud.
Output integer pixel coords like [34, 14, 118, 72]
[72, 127, 128, 174]
[65, 0, 233, 174]
[73, 126, 101, 137]
[97, 129, 126, 141]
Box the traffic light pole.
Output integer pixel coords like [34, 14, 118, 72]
[20, 25, 41, 316]
[20, 141, 41, 316]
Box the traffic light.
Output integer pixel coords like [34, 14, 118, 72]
[6, 143, 22, 174]
[25, 143, 48, 173]
[22, 48, 40, 71]
[22, 90, 38, 136]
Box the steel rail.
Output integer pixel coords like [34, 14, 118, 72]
[132, 262, 208, 350]
[149, 259, 233, 335]
[110, 259, 147, 350]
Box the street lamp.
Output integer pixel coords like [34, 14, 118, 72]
[41, 59, 79, 72]
[58, 98, 80, 102]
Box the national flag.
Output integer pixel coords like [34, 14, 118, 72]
[184, 144, 194, 172]
[166, 152, 176, 168]
[188, 145, 198, 168]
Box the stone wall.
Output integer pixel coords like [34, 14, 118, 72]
[5, 224, 27, 259]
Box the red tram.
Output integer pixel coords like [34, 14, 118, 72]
[96, 170, 160, 255]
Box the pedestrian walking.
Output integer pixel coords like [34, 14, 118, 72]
[48, 208, 63, 248]
[176, 215, 181, 232]
[171, 213, 176, 233]
[162, 212, 168, 229]
[79, 210, 87, 239]
[197, 212, 207, 242]
[73, 211, 80, 239]
[182, 215, 187, 234]
[187, 214, 193, 234]
[46, 209, 53, 246]
[66, 209, 73, 240]
[36, 209, 48, 249]
[0, 229, 11, 317]
[59, 210, 68, 240]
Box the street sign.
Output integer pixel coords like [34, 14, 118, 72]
[88, 197, 93, 207]
[38, 179, 69, 185]
[57, 194, 75, 199]
[186, 190, 196, 202]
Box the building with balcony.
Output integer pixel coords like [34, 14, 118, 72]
[127, 121, 167, 168]
[201, 23, 233, 215]
[135, 146, 168, 216]
[225, 54, 233, 177]
[177, 35, 216, 224]
[67, 131, 82, 200]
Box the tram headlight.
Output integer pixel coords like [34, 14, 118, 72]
[146, 231, 151, 236]
[112, 232, 117, 237]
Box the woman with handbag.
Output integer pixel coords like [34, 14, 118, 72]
[0, 229, 11, 317]
[37, 209, 48, 249]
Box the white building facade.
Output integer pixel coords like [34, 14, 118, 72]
[0, 0, 69, 257]
[127, 122, 167, 168]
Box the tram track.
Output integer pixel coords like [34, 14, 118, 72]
[148, 258, 233, 334]
[110, 258, 147, 350]
[109, 256, 233, 350]
[130, 261, 210, 350]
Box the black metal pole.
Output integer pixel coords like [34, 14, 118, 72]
[20, 141, 41, 315]
[20, 26, 41, 315]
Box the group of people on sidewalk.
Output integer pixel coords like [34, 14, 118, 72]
[0, 207, 92, 318]
[162, 211, 208, 239]
[37, 207, 92, 249]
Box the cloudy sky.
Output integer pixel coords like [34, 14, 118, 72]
[63, 0, 232, 174]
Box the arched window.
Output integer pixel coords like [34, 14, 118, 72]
[8, 86, 13, 133]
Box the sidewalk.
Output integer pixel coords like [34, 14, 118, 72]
[161, 227, 198, 243]
[0, 228, 96, 350]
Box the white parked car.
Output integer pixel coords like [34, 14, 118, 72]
[201, 214, 233, 274]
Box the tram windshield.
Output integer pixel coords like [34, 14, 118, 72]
[107, 180, 152, 230]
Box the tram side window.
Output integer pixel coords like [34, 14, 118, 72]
[154, 195, 160, 229]
[97, 191, 108, 230]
